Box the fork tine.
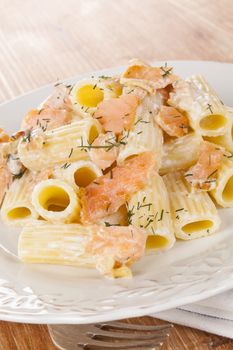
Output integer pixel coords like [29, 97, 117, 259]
[87, 330, 170, 341]
[96, 322, 173, 332]
[78, 338, 164, 349]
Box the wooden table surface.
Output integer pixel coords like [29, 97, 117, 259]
[0, 0, 233, 349]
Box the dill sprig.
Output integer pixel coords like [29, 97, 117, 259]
[126, 203, 135, 225]
[207, 169, 218, 179]
[22, 130, 32, 143]
[158, 209, 164, 221]
[77, 134, 128, 152]
[68, 148, 74, 158]
[207, 103, 213, 114]
[61, 163, 71, 169]
[160, 62, 173, 78]
[175, 208, 184, 212]
[104, 222, 120, 227]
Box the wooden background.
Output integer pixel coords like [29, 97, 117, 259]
[0, 0, 233, 348]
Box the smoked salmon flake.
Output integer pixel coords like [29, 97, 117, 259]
[81, 152, 155, 223]
[185, 141, 223, 191]
[156, 106, 189, 137]
[94, 94, 140, 134]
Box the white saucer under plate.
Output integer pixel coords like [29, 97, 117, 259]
[0, 61, 233, 324]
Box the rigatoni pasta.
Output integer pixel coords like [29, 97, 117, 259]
[53, 160, 102, 191]
[210, 157, 233, 207]
[168, 75, 230, 136]
[0, 59, 231, 278]
[1, 170, 40, 226]
[18, 119, 102, 171]
[31, 179, 80, 223]
[204, 108, 233, 152]
[160, 132, 202, 175]
[127, 174, 175, 251]
[163, 172, 221, 240]
[117, 96, 163, 167]
[70, 77, 122, 118]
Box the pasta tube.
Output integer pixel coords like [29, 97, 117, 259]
[31, 179, 80, 223]
[53, 160, 102, 191]
[160, 133, 202, 175]
[210, 157, 233, 207]
[117, 96, 163, 168]
[70, 77, 122, 118]
[18, 221, 146, 278]
[204, 108, 233, 152]
[18, 119, 102, 171]
[168, 75, 229, 136]
[127, 174, 175, 251]
[163, 172, 221, 240]
[1, 170, 42, 226]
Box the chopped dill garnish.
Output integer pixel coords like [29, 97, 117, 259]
[22, 131, 32, 143]
[160, 63, 173, 77]
[77, 135, 128, 152]
[110, 169, 113, 179]
[142, 196, 146, 203]
[98, 75, 111, 79]
[207, 103, 213, 114]
[184, 173, 193, 177]
[176, 215, 180, 220]
[104, 222, 120, 227]
[158, 209, 164, 221]
[144, 219, 153, 229]
[126, 89, 134, 94]
[207, 169, 218, 179]
[93, 84, 97, 90]
[137, 131, 143, 135]
[175, 208, 184, 212]
[38, 109, 44, 115]
[68, 148, 74, 158]
[61, 163, 71, 169]
[127, 204, 135, 225]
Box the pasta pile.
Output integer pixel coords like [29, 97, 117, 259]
[0, 59, 232, 278]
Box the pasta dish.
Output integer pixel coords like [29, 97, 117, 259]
[0, 59, 232, 278]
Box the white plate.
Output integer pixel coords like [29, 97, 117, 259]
[0, 61, 233, 324]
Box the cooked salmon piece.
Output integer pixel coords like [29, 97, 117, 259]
[85, 225, 146, 276]
[185, 141, 223, 191]
[81, 152, 155, 223]
[43, 84, 73, 111]
[0, 129, 10, 143]
[93, 94, 140, 134]
[89, 133, 119, 170]
[122, 64, 179, 90]
[21, 108, 71, 132]
[21, 85, 72, 131]
[156, 106, 189, 137]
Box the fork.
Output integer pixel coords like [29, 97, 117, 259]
[48, 318, 173, 349]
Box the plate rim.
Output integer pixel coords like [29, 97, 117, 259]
[0, 60, 233, 324]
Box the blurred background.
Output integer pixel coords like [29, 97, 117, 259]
[0, 0, 232, 104]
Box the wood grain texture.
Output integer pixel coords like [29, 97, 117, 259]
[0, 0, 233, 349]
